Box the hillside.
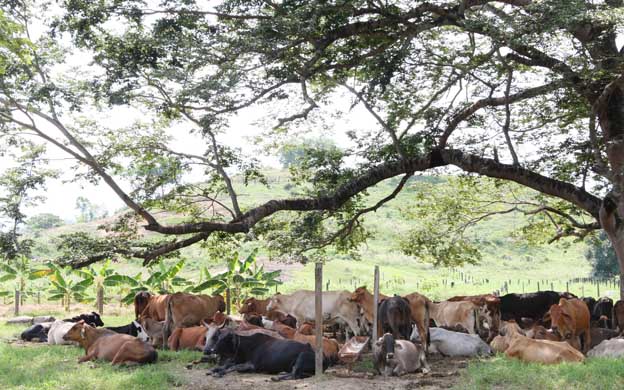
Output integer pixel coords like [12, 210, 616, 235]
[26, 171, 612, 301]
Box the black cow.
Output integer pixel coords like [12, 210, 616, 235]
[500, 291, 576, 325]
[206, 329, 322, 380]
[105, 321, 148, 340]
[63, 312, 104, 327]
[20, 323, 50, 342]
[378, 296, 412, 340]
[592, 297, 614, 328]
[582, 297, 597, 315]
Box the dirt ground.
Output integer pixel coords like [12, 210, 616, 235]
[182, 354, 471, 390]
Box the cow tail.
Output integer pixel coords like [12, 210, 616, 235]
[424, 302, 430, 350]
[473, 309, 480, 335]
[163, 296, 174, 350]
[134, 292, 147, 319]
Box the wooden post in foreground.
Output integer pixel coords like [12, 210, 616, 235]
[315, 262, 323, 378]
[372, 266, 380, 341]
[14, 290, 20, 316]
[96, 286, 104, 315]
[226, 288, 231, 315]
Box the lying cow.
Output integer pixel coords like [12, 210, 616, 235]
[499, 321, 584, 364]
[588, 338, 624, 358]
[105, 321, 149, 342]
[21, 322, 52, 342]
[139, 316, 165, 348]
[548, 298, 591, 353]
[163, 292, 225, 348]
[373, 333, 429, 377]
[411, 326, 491, 357]
[267, 290, 361, 337]
[265, 310, 297, 328]
[48, 320, 79, 345]
[64, 321, 157, 365]
[134, 291, 169, 320]
[63, 312, 104, 327]
[429, 301, 480, 335]
[168, 326, 207, 351]
[206, 329, 320, 380]
[490, 321, 524, 353]
[378, 296, 412, 340]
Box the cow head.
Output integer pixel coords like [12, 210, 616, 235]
[373, 333, 397, 377]
[203, 319, 228, 354]
[549, 303, 574, 339]
[266, 295, 282, 312]
[349, 286, 368, 303]
[132, 320, 150, 342]
[239, 298, 256, 314]
[298, 323, 315, 335]
[90, 312, 104, 327]
[63, 320, 89, 342]
[206, 329, 237, 357]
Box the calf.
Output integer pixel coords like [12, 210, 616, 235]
[63, 312, 104, 327]
[378, 296, 412, 340]
[105, 321, 149, 342]
[239, 298, 270, 316]
[64, 321, 157, 365]
[411, 326, 491, 357]
[373, 333, 429, 377]
[21, 323, 52, 342]
[207, 329, 320, 380]
[139, 316, 165, 348]
[548, 298, 591, 353]
[168, 325, 207, 351]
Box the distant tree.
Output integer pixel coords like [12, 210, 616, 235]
[75, 196, 107, 223]
[587, 232, 619, 279]
[26, 213, 64, 231]
[279, 138, 340, 168]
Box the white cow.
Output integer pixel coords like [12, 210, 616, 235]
[411, 326, 492, 357]
[588, 338, 624, 358]
[47, 320, 78, 345]
[266, 290, 362, 336]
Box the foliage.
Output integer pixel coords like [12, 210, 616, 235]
[75, 196, 108, 223]
[586, 232, 619, 279]
[114, 259, 190, 304]
[193, 249, 281, 307]
[45, 263, 92, 311]
[0, 254, 48, 298]
[26, 213, 65, 232]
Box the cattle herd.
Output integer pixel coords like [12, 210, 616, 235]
[12, 288, 624, 380]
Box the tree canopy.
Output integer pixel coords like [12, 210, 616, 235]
[0, 0, 623, 293]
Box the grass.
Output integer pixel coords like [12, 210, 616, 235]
[460, 354, 624, 390]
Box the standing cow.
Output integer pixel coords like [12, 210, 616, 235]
[548, 298, 591, 353]
[377, 296, 412, 340]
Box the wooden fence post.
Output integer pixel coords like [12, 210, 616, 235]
[226, 288, 231, 315]
[96, 285, 104, 315]
[566, 282, 569, 293]
[315, 262, 323, 378]
[14, 290, 20, 316]
[597, 283, 600, 298]
[37, 292, 40, 305]
[373, 266, 380, 342]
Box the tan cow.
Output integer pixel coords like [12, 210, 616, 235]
[267, 290, 362, 336]
[490, 321, 525, 353]
[239, 297, 270, 315]
[163, 292, 225, 349]
[429, 301, 480, 335]
[448, 294, 500, 342]
[134, 291, 169, 321]
[548, 298, 591, 353]
[64, 321, 157, 365]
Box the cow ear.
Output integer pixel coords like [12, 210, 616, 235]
[78, 320, 85, 324]
[395, 343, 403, 350]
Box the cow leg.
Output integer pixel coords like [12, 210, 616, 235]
[274, 351, 314, 381]
[211, 362, 255, 377]
[78, 350, 97, 363]
[583, 328, 591, 353]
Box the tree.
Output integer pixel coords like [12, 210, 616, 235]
[1, 2, 624, 296]
[587, 232, 619, 278]
[75, 196, 107, 223]
[26, 213, 64, 231]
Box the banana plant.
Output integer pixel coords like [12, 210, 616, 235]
[0, 254, 49, 302]
[74, 259, 126, 311]
[192, 249, 282, 308]
[46, 263, 92, 311]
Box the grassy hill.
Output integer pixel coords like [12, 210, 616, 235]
[25, 171, 614, 301]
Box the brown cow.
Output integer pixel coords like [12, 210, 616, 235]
[167, 326, 206, 351]
[429, 301, 480, 335]
[266, 310, 298, 328]
[292, 331, 340, 362]
[239, 297, 270, 315]
[271, 320, 297, 339]
[64, 321, 157, 365]
[612, 300, 624, 334]
[243, 312, 264, 327]
[548, 298, 591, 353]
[448, 294, 501, 342]
[349, 286, 388, 324]
[163, 292, 225, 349]
[134, 291, 169, 321]
[490, 321, 524, 353]
[526, 325, 560, 342]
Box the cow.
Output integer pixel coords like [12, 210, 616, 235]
[292, 330, 340, 363]
[271, 320, 297, 339]
[378, 296, 412, 340]
[206, 329, 321, 380]
[410, 326, 492, 357]
[168, 325, 207, 351]
[134, 291, 169, 321]
[588, 338, 624, 358]
[48, 320, 80, 345]
[500, 291, 575, 324]
[502, 331, 585, 364]
[203, 319, 284, 356]
[63, 312, 104, 327]
[105, 321, 149, 342]
[402, 292, 431, 350]
[589, 327, 619, 349]
[490, 321, 524, 353]
[592, 297, 613, 328]
[20, 322, 52, 342]
[163, 292, 225, 348]
[243, 313, 264, 327]
[373, 333, 429, 377]
[239, 298, 270, 316]
[548, 298, 591, 353]
[266, 290, 361, 337]
[525, 325, 560, 342]
[582, 297, 597, 315]
[63, 321, 157, 365]
[613, 300, 624, 334]
[349, 286, 388, 326]
[138, 316, 165, 348]
[265, 310, 298, 328]
[429, 301, 480, 335]
[448, 294, 501, 342]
